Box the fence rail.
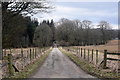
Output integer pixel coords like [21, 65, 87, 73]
[103, 51, 120, 69]
[63, 46, 120, 72]
[107, 58, 120, 61]
[1, 47, 50, 78]
[107, 52, 120, 55]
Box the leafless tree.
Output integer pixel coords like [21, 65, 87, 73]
[82, 20, 92, 45]
[97, 21, 111, 44]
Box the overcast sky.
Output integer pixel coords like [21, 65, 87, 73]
[32, 1, 118, 29]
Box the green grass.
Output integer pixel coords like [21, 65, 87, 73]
[8, 48, 52, 78]
[59, 48, 120, 79]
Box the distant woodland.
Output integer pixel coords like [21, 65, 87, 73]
[2, 2, 119, 48]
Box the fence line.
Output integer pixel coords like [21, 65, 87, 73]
[2, 47, 50, 78]
[103, 50, 120, 69]
[63, 46, 120, 72]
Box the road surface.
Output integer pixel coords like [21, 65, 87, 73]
[31, 48, 95, 78]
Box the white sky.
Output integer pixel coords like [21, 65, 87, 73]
[50, 0, 119, 2]
[31, 1, 119, 29]
[1, 0, 120, 2]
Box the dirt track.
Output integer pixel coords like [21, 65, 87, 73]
[31, 48, 95, 78]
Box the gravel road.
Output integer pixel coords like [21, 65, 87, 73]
[31, 48, 95, 78]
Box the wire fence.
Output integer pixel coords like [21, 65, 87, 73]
[1, 47, 50, 78]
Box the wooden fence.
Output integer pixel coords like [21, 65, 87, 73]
[103, 51, 120, 69]
[2, 47, 50, 78]
[63, 47, 120, 72]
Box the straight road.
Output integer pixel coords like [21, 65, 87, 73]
[31, 48, 95, 78]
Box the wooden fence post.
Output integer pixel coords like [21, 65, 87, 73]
[75, 48, 76, 53]
[81, 48, 82, 57]
[8, 54, 14, 76]
[41, 48, 42, 53]
[4, 49, 6, 56]
[91, 49, 94, 61]
[21, 48, 25, 69]
[40, 48, 42, 56]
[103, 50, 107, 69]
[40, 48, 41, 54]
[21, 48, 23, 58]
[27, 50, 29, 58]
[32, 48, 33, 59]
[88, 49, 89, 61]
[30, 48, 32, 62]
[96, 50, 98, 65]
[35, 48, 37, 59]
[2, 49, 3, 57]
[118, 54, 120, 72]
[9, 48, 12, 54]
[77, 47, 78, 54]
[33, 48, 34, 59]
[84, 49, 86, 59]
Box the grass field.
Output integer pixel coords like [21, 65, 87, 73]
[78, 40, 120, 53]
[66, 40, 120, 72]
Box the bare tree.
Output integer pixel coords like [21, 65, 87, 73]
[82, 20, 92, 45]
[56, 18, 116, 46]
[2, 1, 53, 16]
[97, 21, 111, 44]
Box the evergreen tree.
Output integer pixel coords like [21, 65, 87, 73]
[49, 19, 56, 42]
[33, 23, 52, 47]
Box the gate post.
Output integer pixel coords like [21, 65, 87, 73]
[103, 50, 107, 69]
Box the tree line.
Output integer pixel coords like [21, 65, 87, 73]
[56, 18, 118, 46]
[2, 1, 53, 48]
[55, 18, 118, 46]
[33, 18, 118, 47]
[2, 2, 118, 48]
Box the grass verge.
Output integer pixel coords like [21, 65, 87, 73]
[59, 47, 120, 79]
[9, 48, 52, 78]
